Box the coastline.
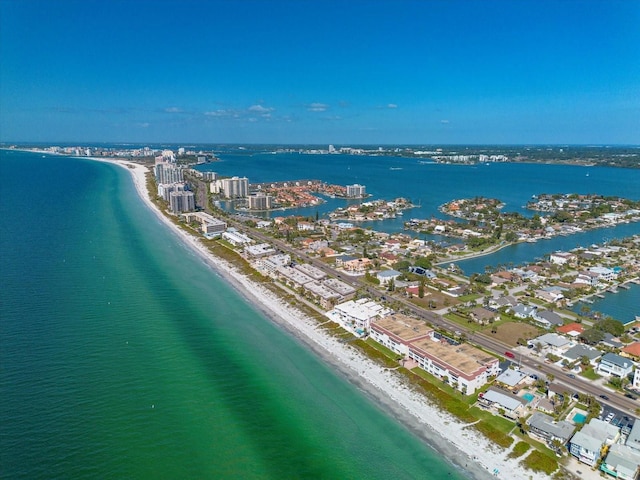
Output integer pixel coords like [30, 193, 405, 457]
[92, 156, 551, 480]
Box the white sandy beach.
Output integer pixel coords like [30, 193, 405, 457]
[98, 156, 561, 480]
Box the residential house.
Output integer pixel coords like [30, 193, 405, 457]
[550, 251, 576, 265]
[598, 352, 635, 378]
[342, 257, 372, 273]
[479, 388, 526, 419]
[511, 303, 537, 319]
[622, 342, 640, 360]
[489, 295, 519, 309]
[600, 444, 640, 480]
[570, 418, 620, 466]
[527, 412, 576, 445]
[562, 344, 602, 368]
[470, 307, 500, 325]
[495, 369, 527, 389]
[557, 322, 584, 337]
[377, 269, 402, 286]
[589, 266, 617, 283]
[536, 398, 555, 415]
[534, 333, 572, 355]
[533, 310, 564, 329]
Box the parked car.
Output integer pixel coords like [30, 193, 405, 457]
[625, 393, 638, 400]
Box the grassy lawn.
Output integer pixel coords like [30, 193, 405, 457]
[580, 368, 601, 380]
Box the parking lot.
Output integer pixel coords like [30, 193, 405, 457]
[599, 404, 634, 435]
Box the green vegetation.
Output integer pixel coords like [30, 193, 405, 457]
[507, 441, 530, 459]
[521, 450, 558, 475]
[473, 420, 514, 448]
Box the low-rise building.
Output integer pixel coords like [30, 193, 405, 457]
[408, 335, 500, 395]
[370, 314, 432, 357]
[600, 444, 640, 480]
[244, 243, 277, 258]
[326, 299, 391, 336]
[479, 388, 526, 418]
[527, 412, 576, 445]
[562, 344, 602, 367]
[598, 352, 635, 378]
[377, 269, 401, 286]
[569, 418, 620, 467]
[256, 254, 291, 276]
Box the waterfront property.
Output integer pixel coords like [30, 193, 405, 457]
[326, 299, 392, 337]
[600, 444, 640, 480]
[569, 418, 620, 466]
[370, 314, 433, 357]
[408, 334, 500, 395]
[526, 412, 576, 446]
[478, 388, 526, 419]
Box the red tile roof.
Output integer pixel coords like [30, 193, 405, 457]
[557, 322, 584, 334]
[622, 342, 640, 358]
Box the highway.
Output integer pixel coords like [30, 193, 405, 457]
[225, 212, 638, 418]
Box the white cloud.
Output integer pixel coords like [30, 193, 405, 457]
[248, 104, 274, 113]
[164, 107, 183, 113]
[387, 103, 398, 109]
[307, 102, 329, 112]
[205, 109, 237, 117]
[440, 119, 450, 124]
[135, 122, 150, 128]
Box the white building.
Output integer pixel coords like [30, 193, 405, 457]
[214, 176, 249, 198]
[326, 298, 391, 336]
[346, 184, 366, 198]
[598, 353, 635, 378]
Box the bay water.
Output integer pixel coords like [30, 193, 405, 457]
[0, 151, 467, 479]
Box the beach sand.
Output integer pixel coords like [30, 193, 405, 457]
[99, 157, 557, 480]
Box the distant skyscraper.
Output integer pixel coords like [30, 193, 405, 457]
[346, 184, 366, 198]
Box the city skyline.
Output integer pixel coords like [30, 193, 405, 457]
[1, 0, 639, 145]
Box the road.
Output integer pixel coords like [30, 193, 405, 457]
[225, 213, 639, 418]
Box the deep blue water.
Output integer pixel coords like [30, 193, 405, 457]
[198, 150, 640, 322]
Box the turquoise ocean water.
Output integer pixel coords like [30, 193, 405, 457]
[0, 151, 467, 479]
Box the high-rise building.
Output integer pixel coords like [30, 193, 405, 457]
[346, 184, 366, 198]
[216, 176, 249, 198]
[169, 190, 195, 213]
[155, 163, 184, 184]
[247, 192, 273, 210]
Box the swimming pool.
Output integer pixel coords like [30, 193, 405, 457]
[523, 393, 535, 403]
[573, 413, 587, 424]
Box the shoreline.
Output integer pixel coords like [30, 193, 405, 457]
[88, 155, 550, 480]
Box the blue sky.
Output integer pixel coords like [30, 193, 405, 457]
[1, 0, 638, 144]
